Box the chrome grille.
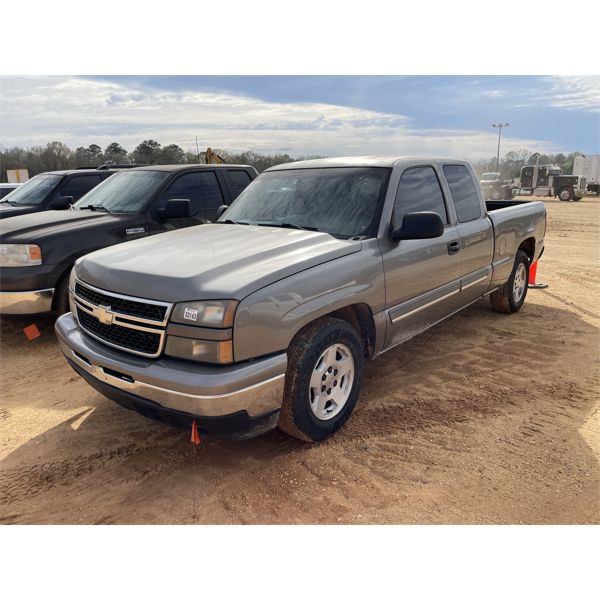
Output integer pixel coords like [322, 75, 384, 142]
[74, 281, 167, 322]
[73, 279, 172, 357]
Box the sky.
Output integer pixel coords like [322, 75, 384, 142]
[0, 75, 598, 159]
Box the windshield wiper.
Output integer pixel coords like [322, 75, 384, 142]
[78, 204, 111, 213]
[218, 219, 249, 225]
[254, 222, 319, 232]
[0, 200, 20, 206]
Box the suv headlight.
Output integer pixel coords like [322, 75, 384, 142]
[0, 244, 42, 267]
[170, 300, 238, 328]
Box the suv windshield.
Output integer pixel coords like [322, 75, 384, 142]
[73, 170, 170, 213]
[0, 174, 62, 206]
[221, 167, 390, 238]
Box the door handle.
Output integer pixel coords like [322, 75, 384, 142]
[447, 240, 461, 255]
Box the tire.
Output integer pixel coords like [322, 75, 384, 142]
[490, 250, 529, 314]
[558, 187, 573, 201]
[278, 317, 365, 442]
[491, 189, 502, 200]
[53, 271, 71, 315]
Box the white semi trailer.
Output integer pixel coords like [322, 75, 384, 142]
[573, 154, 600, 195]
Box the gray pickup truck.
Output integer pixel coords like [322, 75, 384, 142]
[55, 157, 546, 442]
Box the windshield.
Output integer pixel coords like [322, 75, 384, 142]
[221, 167, 390, 238]
[481, 173, 500, 181]
[73, 170, 170, 213]
[0, 174, 62, 206]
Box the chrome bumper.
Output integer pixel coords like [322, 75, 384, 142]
[55, 312, 286, 419]
[0, 288, 54, 315]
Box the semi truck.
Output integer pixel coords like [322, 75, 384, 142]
[512, 164, 586, 201]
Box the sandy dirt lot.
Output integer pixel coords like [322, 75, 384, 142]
[1, 197, 598, 524]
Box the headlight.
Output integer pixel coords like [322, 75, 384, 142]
[0, 244, 42, 267]
[171, 299, 238, 328]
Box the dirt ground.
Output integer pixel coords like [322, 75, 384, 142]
[1, 197, 598, 525]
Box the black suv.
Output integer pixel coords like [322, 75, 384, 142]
[0, 167, 121, 219]
[0, 164, 258, 316]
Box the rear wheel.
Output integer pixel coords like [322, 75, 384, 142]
[490, 250, 530, 314]
[558, 187, 573, 201]
[278, 317, 364, 442]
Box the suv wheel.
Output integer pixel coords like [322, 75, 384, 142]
[278, 317, 364, 442]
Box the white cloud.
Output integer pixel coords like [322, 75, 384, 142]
[544, 76, 600, 112]
[0, 76, 560, 159]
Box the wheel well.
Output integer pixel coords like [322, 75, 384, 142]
[51, 266, 72, 311]
[518, 237, 535, 263]
[326, 303, 376, 359]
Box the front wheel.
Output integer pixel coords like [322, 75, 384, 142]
[491, 189, 502, 200]
[53, 271, 71, 315]
[278, 317, 364, 442]
[490, 250, 530, 314]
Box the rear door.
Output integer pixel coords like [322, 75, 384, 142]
[382, 165, 463, 347]
[225, 168, 253, 203]
[442, 164, 493, 303]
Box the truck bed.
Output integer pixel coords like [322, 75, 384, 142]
[486, 199, 537, 211]
[485, 199, 546, 287]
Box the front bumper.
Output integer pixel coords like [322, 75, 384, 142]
[55, 313, 287, 439]
[0, 288, 54, 315]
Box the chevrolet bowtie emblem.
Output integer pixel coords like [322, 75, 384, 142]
[95, 304, 115, 325]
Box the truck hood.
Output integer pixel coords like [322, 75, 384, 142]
[0, 203, 38, 219]
[0, 209, 135, 243]
[77, 224, 362, 302]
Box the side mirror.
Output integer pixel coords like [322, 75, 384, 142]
[164, 198, 192, 219]
[51, 196, 74, 209]
[215, 204, 229, 220]
[390, 211, 444, 242]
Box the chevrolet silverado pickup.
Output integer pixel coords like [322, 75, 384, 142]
[0, 164, 257, 316]
[0, 167, 120, 219]
[55, 156, 546, 442]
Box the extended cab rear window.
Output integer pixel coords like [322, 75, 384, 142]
[227, 169, 252, 198]
[443, 165, 482, 222]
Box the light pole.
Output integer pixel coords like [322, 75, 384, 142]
[492, 123, 509, 172]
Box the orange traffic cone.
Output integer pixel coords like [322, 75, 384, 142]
[191, 421, 201, 445]
[528, 260, 548, 289]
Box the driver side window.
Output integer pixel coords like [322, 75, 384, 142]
[393, 166, 448, 227]
[153, 171, 223, 219]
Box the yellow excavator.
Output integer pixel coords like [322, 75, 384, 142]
[205, 147, 227, 164]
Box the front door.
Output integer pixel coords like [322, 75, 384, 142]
[381, 165, 462, 347]
[146, 170, 226, 234]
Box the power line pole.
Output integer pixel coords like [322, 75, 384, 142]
[195, 136, 200, 163]
[492, 122, 509, 172]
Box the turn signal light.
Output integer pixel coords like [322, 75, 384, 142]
[28, 245, 42, 261]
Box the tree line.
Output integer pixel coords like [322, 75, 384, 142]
[0, 140, 317, 181]
[0, 139, 584, 182]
